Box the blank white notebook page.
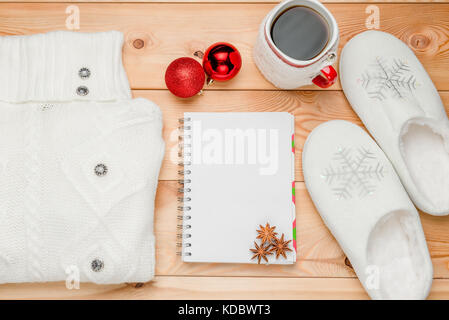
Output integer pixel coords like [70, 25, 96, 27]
[181, 112, 296, 264]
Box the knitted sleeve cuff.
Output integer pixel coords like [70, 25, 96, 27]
[0, 31, 132, 103]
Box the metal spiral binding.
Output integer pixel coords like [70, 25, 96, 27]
[177, 117, 192, 257]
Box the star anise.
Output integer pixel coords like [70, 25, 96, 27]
[250, 241, 272, 264]
[270, 233, 292, 259]
[256, 223, 277, 245]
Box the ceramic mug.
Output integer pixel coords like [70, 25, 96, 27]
[254, 0, 339, 89]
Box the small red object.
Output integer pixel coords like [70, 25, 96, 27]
[165, 57, 205, 98]
[312, 66, 338, 89]
[203, 42, 242, 82]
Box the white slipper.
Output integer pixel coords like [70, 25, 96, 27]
[303, 120, 433, 300]
[340, 30, 449, 216]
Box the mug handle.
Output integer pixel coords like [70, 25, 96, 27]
[312, 66, 337, 88]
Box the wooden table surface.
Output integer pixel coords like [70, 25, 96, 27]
[1, 0, 449, 300]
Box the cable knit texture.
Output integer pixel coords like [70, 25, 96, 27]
[0, 31, 165, 284]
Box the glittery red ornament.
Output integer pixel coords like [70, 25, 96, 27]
[165, 57, 205, 98]
[203, 42, 242, 81]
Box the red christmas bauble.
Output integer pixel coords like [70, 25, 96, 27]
[165, 57, 205, 98]
[203, 42, 242, 81]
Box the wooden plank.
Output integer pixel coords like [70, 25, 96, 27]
[0, 277, 369, 300]
[0, 3, 448, 90]
[2, 276, 449, 300]
[0, 1, 445, 3]
[153, 181, 449, 278]
[134, 90, 449, 181]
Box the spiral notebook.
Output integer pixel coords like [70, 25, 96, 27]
[178, 112, 296, 264]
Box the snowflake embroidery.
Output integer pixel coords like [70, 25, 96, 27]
[321, 147, 385, 199]
[360, 57, 417, 101]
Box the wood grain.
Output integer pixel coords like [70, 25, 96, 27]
[133, 90, 449, 181]
[3, 277, 449, 300]
[0, 277, 371, 300]
[0, 1, 445, 3]
[0, 3, 448, 90]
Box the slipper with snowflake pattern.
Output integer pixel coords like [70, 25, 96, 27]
[340, 30, 449, 216]
[303, 120, 432, 300]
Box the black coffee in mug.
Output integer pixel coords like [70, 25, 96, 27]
[270, 6, 329, 61]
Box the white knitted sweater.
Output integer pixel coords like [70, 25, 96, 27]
[0, 31, 165, 284]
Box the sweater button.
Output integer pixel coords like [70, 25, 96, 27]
[78, 67, 91, 79]
[91, 259, 104, 272]
[76, 86, 89, 96]
[94, 163, 108, 177]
